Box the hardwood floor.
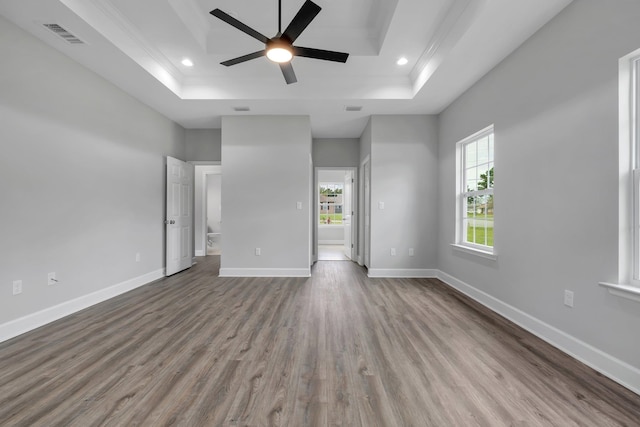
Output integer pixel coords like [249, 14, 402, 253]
[317, 244, 350, 261]
[1, 257, 639, 426]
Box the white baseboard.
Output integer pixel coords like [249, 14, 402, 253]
[0, 268, 165, 344]
[195, 250, 205, 256]
[436, 270, 640, 396]
[367, 269, 437, 278]
[219, 268, 311, 277]
[318, 240, 344, 245]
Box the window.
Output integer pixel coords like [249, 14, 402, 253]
[319, 183, 343, 225]
[599, 49, 640, 301]
[455, 125, 495, 255]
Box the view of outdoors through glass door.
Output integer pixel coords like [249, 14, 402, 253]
[317, 168, 354, 261]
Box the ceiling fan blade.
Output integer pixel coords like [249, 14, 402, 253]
[221, 50, 266, 66]
[279, 63, 297, 84]
[293, 46, 349, 63]
[282, 0, 321, 43]
[210, 9, 270, 44]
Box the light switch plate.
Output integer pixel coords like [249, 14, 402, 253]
[378, 201, 385, 210]
[13, 280, 22, 295]
[564, 290, 574, 307]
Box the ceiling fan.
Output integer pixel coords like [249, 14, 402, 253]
[210, 0, 349, 84]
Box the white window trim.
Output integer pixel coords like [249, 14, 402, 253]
[599, 49, 640, 302]
[452, 124, 497, 259]
[318, 181, 344, 227]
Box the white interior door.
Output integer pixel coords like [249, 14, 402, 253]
[166, 157, 193, 276]
[343, 170, 353, 259]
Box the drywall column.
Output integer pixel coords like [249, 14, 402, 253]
[368, 115, 439, 276]
[220, 116, 312, 277]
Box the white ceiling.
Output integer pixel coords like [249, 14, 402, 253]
[0, 0, 573, 138]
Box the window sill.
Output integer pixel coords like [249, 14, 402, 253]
[598, 282, 640, 303]
[451, 244, 498, 261]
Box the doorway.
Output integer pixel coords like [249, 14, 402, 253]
[194, 164, 222, 257]
[205, 173, 222, 255]
[315, 168, 357, 261]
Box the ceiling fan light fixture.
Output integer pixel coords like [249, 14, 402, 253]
[211, 0, 348, 83]
[266, 44, 293, 63]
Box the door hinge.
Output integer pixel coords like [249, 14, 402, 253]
[352, 178, 354, 183]
[351, 244, 354, 248]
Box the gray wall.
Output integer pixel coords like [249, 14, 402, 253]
[370, 116, 439, 272]
[438, 0, 640, 372]
[0, 17, 185, 325]
[313, 138, 360, 167]
[186, 129, 221, 161]
[220, 116, 312, 275]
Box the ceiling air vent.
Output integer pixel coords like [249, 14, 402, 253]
[42, 23, 85, 45]
[233, 106, 251, 112]
[345, 106, 363, 112]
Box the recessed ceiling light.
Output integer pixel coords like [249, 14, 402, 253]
[397, 57, 408, 66]
[181, 58, 194, 67]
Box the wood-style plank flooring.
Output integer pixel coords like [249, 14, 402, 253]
[1, 257, 639, 426]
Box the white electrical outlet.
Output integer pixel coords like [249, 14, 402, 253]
[136, 252, 141, 262]
[255, 248, 261, 256]
[48, 272, 57, 286]
[408, 248, 414, 257]
[564, 290, 574, 308]
[296, 202, 302, 210]
[390, 248, 396, 256]
[13, 280, 22, 295]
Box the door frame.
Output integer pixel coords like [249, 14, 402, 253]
[314, 166, 358, 262]
[360, 155, 370, 267]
